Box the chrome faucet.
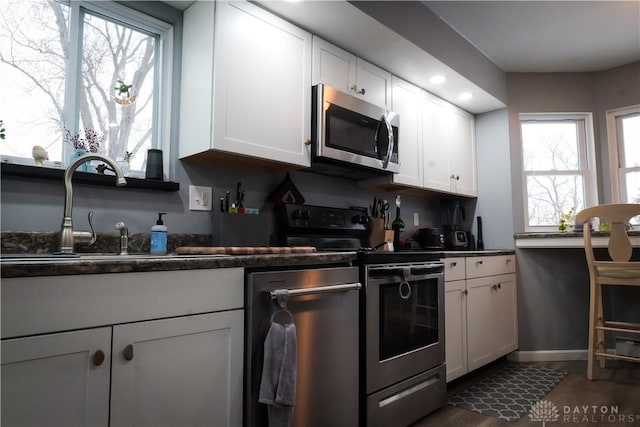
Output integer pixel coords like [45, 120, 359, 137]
[58, 153, 127, 254]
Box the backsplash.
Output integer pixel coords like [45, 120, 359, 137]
[1, 231, 212, 254]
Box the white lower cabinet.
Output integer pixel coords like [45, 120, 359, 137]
[2, 328, 112, 426]
[1, 268, 244, 427]
[444, 255, 517, 382]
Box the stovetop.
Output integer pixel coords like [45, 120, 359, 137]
[275, 203, 445, 263]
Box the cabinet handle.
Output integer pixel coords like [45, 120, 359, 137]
[350, 84, 366, 95]
[123, 344, 134, 361]
[304, 138, 311, 146]
[92, 350, 105, 366]
[463, 289, 468, 295]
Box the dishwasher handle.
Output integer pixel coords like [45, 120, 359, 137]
[269, 282, 362, 299]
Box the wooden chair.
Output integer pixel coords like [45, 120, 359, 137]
[575, 203, 640, 380]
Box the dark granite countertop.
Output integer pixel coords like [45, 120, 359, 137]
[1, 252, 358, 278]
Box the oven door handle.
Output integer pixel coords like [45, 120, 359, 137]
[269, 282, 362, 299]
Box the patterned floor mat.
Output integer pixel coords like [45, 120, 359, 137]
[448, 363, 569, 421]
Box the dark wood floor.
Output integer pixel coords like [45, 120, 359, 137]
[411, 359, 640, 427]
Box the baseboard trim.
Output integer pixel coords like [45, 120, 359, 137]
[508, 350, 588, 362]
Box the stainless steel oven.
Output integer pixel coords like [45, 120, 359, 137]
[363, 261, 447, 427]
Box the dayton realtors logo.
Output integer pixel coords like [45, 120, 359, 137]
[529, 400, 640, 425]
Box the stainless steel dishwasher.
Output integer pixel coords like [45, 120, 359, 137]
[245, 266, 361, 427]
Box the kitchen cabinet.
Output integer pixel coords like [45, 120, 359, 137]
[444, 254, 517, 382]
[388, 76, 423, 187]
[422, 91, 477, 197]
[1, 268, 244, 427]
[312, 36, 391, 109]
[2, 328, 112, 426]
[180, 0, 312, 167]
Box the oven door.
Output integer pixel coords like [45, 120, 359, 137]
[365, 262, 444, 394]
[313, 84, 399, 173]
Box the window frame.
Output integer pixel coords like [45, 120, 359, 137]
[606, 104, 640, 204]
[520, 112, 599, 232]
[0, 0, 174, 179]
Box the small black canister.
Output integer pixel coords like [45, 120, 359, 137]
[145, 149, 164, 180]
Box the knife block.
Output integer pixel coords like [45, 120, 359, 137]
[368, 219, 394, 251]
[213, 213, 272, 246]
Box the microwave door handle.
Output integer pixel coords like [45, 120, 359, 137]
[374, 114, 394, 169]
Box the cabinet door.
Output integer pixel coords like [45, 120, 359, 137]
[356, 58, 391, 109]
[110, 310, 244, 427]
[492, 273, 518, 357]
[445, 279, 467, 382]
[448, 109, 477, 196]
[466, 276, 495, 372]
[312, 36, 356, 93]
[422, 91, 453, 193]
[390, 76, 423, 187]
[213, 1, 311, 167]
[1, 328, 111, 427]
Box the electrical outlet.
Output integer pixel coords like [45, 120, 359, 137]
[189, 185, 212, 211]
[413, 212, 419, 227]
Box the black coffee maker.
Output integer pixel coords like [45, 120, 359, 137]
[443, 201, 469, 250]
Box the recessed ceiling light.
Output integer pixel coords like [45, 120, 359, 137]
[459, 92, 473, 100]
[429, 75, 446, 85]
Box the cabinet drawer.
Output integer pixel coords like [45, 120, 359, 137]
[465, 255, 515, 279]
[443, 258, 466, 282]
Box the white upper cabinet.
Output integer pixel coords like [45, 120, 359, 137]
[390, 76, 423, 187]
[180, 1, 312, 167]
[312, 36, 391, 109]
[422, 90, 477, 197]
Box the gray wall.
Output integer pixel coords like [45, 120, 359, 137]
[474, 108, 514, 250]
[507, 62, 640, 351]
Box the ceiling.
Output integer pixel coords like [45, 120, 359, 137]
[423, 1, 640, 73]
[164, 0, 640, 113]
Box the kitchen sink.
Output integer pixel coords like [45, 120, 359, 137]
[0, 253, 230, 262]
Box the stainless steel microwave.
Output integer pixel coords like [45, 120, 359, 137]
[311, 84, 400, 177]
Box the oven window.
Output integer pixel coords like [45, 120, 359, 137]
[379, 279, 439, 361]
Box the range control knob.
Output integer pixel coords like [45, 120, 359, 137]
[300, 210, 311, 221]
[291, 209, 302, 220]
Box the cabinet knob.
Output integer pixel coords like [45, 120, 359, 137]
[498, 283, 502, 289]
[463, 289, 468, 295]
[477, 260, 484, 265]
[123, 344, 134, 361]
[350, 85, 366, 95]
[451, 262, 457, 267]
[456, 175, 460, 181]
[92, 350, 105, 366]
[304, 138, 311, 146]
[492, 284, 498, 290]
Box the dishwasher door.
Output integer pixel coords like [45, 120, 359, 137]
[245, 266, 360, 427]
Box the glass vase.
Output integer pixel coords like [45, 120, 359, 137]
[70, 149, 89, 172]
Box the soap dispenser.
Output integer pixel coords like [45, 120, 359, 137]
[150, 212, 167, 254]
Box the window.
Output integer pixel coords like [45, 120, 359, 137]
[520, 113, 598, 231]
[0, 0, 173, 176]
[607, 105, 640, 206]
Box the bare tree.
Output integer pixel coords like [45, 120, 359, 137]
[0, 0, 154, 163]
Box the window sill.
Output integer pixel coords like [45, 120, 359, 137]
[1, 162, 179, 192]
[514, 231, 640, 248]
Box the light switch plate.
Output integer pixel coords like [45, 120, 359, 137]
[189, 185, 212, 211]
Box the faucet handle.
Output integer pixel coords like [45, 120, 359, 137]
[72, 211, 96, 246]
[87, 211, 96, 244]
